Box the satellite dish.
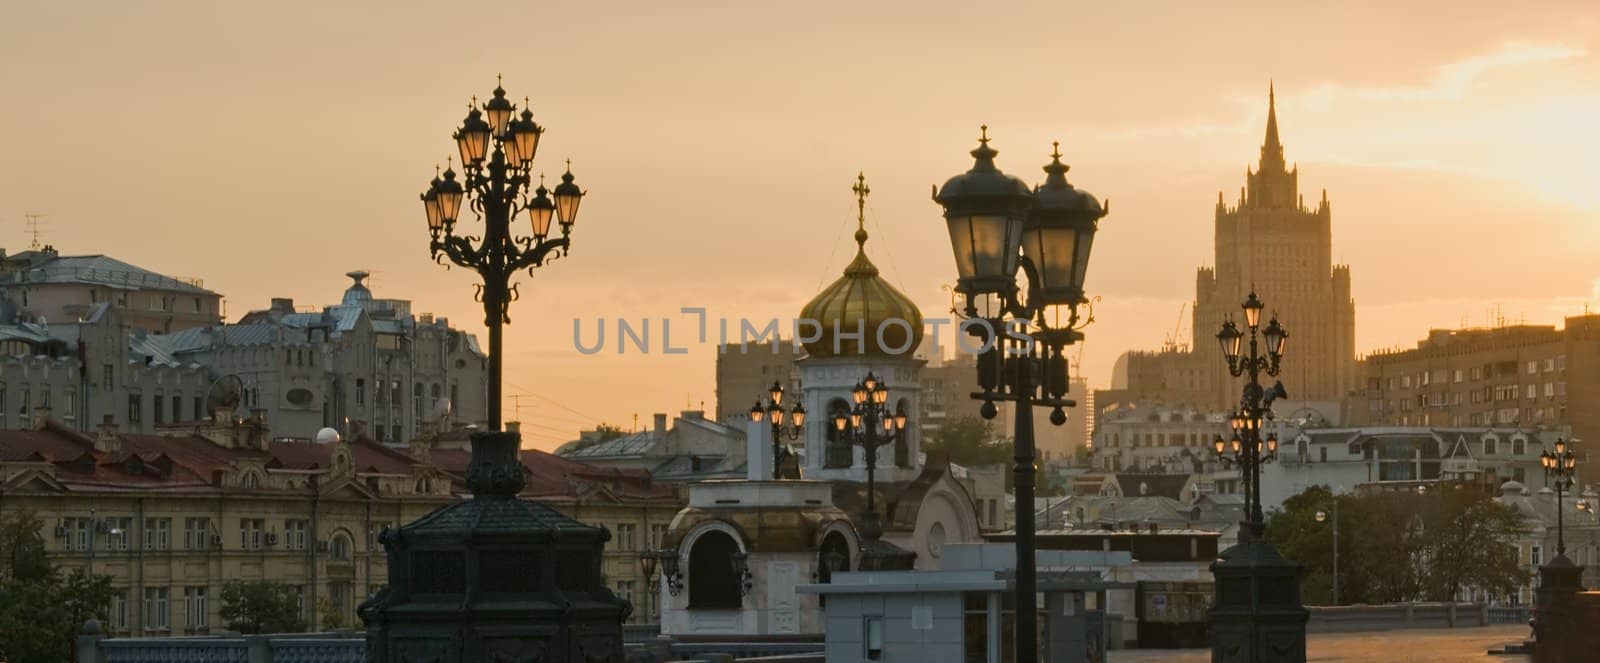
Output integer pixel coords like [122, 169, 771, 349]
[430, 397, 452, 422]
[315, 427, 342, 445]
[204, 374, 246, 418]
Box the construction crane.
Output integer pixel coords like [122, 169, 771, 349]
[1163, 302, 1188, 351]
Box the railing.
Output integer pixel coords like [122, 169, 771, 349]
[17, 266, 206, 291]
[1487, 605, 1532, 625]
[79, 632, 364, 663]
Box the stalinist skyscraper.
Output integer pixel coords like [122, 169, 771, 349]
[1193, 85, 1356, 407]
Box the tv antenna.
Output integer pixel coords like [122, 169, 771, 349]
[24, 213, 48, 249]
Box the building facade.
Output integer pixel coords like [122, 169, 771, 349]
[0, 417, 679, 635]
[1356, 314, 1600, 447]
[0, 246, 222, 334]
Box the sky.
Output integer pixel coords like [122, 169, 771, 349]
[2, 1, 1598, 449]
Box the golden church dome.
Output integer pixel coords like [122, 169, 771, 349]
[799, 174, 924, 358]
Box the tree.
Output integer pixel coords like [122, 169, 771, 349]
[925, 416, 1011, 468]
[0, 509, 50, 582]
[317, 596, 350, 631]
[0, 510, 114, 662]
[1266, 485, 1528, 605]
[1413, 487, 1528, 602]
[219, 580, 307, 634]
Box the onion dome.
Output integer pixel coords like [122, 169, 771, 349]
[799, 174, 924, 358]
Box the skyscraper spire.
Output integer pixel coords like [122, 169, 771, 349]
[1259, 81, 1285, 172]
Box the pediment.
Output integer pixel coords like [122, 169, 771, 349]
[319, 477, 378, 500]
[3, 469, 68, 493]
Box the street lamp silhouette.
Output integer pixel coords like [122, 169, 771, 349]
[422, 78, 585, 431]
[935, 131, 1106, 663]
[833, 372, 909, 539]
[751, 381, 806, 479]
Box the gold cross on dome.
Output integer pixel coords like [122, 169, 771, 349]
[852, 172, 871, 231]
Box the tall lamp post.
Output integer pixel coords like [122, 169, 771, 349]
[423, 78, 585, 431]
[832, 372, 909, 543]
[1315, 501, 1340, 605]
[1532, 437, 1583, 652]
[1542, 438, 1578, 558]
[751, 381, 806, 479]
[1208, 291, 1305, 663]
[935, 132, 1106, 663]
[1214, 292, 1287, 538]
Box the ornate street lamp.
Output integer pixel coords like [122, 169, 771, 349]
[1208, 291, 1304, 663]
[423, 77, 585, 431]
[731, 551, 755, 598]
[751, 381, 806, 479]
[834, 372, 910, 537]
[655, 549, 684, 597]
[1542, 438, 1579, 557]
[365, 79, 624, 661]
[1216, 292, 1288, 538]
[935, 132, 1106, 663]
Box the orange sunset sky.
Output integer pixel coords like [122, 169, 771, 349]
[2, 2, 1597, 448]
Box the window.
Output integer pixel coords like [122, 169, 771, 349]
[183, 587, 207, 629]
[171, 396, 181, 422]
[65, 518, 92, 552]
[1557, 355, 1567, 371]
[615, 524, 637, 551]
[1484, 439, 1497, 456]
[193, 397, 203, 421]
[1544, 358, 1555, 372]
[143, 588, 170, 630]
[616, 580, 633, 607]
[239, 518, 265, 550]
[687, 531, 742, 609]
[1513, 439, 1526, 455]
[184, 518, 211, 550]
[128, 393, 143, 424]
[18, 386, 29, 417]
[1532, 545, 1543, 566]
[143, 518, 171, 551]
[106, 517, 132, 550]
[331, 533, 352, 560]
[650, 524, 668, 549]
[864, 615, 885, 660]
[390, 380, 401, 406]
[1319, 447, 1328, 463]
[1526, 385, 1536, 399]
[193, 297, 202, 314]
[356, 379, 366, 405]
[285, 520, 309, 551]
[153, 394, 164, 425]
[1453, 370, 1464, 383]
[1514, 467, 1526, 483]
[329, 582, 353, 625]
[1528, 361, 1538, 375]
[109, 590, 130, 631]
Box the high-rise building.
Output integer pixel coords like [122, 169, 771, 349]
[1194, 85, 1356, 407]
[1355, 314, 1600, 445]
[1098, 86, 1357, 419]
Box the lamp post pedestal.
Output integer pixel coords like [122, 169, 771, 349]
[1209, 539, 1308, 663]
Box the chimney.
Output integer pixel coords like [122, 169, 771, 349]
[32, 405, 51, 430]
[94, 414, 121, 453]
[654, 413, 671, 456]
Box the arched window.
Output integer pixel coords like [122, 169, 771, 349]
[241, 471, 260, 489]
[894, 398, 911, 467]
[817, 531, 851, 584]
[330, 533, 352, 561]
[688, 530, 741, 609]
[825, 399, 852, 469]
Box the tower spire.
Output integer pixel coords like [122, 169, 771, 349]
[1259, 81, 1285, 172]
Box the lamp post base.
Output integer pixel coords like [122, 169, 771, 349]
[1209, 539, 1308, 663]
